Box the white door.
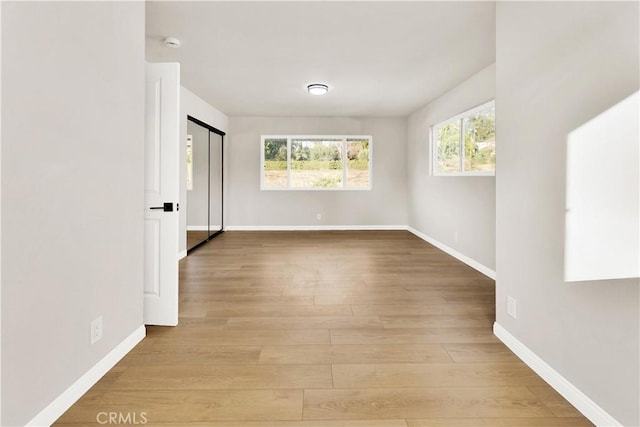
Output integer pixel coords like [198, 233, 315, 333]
[144, 62, 180, 326]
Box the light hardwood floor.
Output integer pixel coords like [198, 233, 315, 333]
[187, 230, 210, 251]
[54, 231, 593, 426]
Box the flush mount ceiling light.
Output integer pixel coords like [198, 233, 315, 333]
[307, 83, 329, 95]
[163, 37, 181, 48]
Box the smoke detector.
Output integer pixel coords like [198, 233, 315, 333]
[163, 37, 181, 48]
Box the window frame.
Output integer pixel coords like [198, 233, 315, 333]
[260, 135, 373, 191]
[430, 100, 495, 177]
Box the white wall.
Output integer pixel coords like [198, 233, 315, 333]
[407, 64, 496, 271]
[0, 2, 3, 422]
[226, 116, 407, 228]
[179, 87, 228, 254]
[564, 91, 639, 282]
[0, 2, 2, 424]
[496, 2, 639, 425]
[1, 2, 145, 425]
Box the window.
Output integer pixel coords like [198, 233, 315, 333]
[261, 135, 372, 190]
[432, 100, 495, 176]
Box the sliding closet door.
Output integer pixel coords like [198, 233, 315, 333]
[186, 119, 210, 251]
[185, 116, 225, 254]
[210, 131, 223, 236]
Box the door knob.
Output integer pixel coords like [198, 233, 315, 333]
[150, 202, 174, 212]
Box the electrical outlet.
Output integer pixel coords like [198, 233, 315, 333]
[507, 297, 517, 319]
[454, 231, 459, 242]
[316, 213, 322, 221]
[91, 316, 103, 344]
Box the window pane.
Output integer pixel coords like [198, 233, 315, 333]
[346, 139, 370, 188]
[436, 121, 461, 173]
[263, 138, 288, 188]
[463, 105, 495, 172]
[291, 138, 343, 188]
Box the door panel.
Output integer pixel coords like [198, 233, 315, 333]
[186, 119, 211, 251]
[210, 132, 223, 235]
[144, 62, 180, 326]
[143, 219, 161, 296]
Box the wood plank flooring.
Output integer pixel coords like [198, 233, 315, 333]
[54, 231, 592, 426]
[187, 230, 210, 251]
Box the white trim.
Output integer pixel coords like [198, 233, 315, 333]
[187, 225, 222, 231]
[26, 325, 146, 427]
[225, 225, 407, 232]
[493, 322, 622, 427]
[407, 226, 496, 279]
[258, 187, 373, 192]
[178, 250, 187, 260]
[432, 171, 495, 177]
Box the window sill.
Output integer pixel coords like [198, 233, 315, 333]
[260, 187, 373, 191]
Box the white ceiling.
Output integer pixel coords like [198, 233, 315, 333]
[146, 2, 496, 117]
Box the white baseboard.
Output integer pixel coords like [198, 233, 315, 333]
[493, 322, 621, 427]
[224, 225, 407, 231]
[187, 225, 221, 231]
[26, 325, 146, 427]
[178, 250, 187, 260]
[407, 226, 496, 279]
